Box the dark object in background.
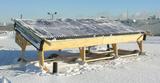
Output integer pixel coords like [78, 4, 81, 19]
[52, 62, 58, 74]
[47, 53, 59, 59]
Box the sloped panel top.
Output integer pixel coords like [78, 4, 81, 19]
[15, 19, 142, 39]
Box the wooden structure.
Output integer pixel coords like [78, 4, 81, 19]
[14, 19, 146, 71]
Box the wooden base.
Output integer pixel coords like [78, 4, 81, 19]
[15, 32, 145, 72]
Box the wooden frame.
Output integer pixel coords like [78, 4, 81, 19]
[15, 32, 145, 71]
[15, 32, 30, 60]
[43, 34, 144, 50]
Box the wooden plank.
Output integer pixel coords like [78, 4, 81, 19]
[137, 41, 143, 53]
[79, 47, 86, 62]
[119, 53, 139, 58]
[15, 32, 29, 61]
[91, 50, 113, 54]
[85, 56, 114, 62]
[112, 43, 119, 58]
[19, 48, 26, 61]
[38, 51, 45, 66]
[118, 49, 139, 57]
[15, 32, 30, 49]
[37, 51, 49, 72]
[43, 33, 144, 51]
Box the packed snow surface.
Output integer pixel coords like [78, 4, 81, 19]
[0, 31, 160, 83]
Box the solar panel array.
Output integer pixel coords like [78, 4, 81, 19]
[17, 19, 142, 39]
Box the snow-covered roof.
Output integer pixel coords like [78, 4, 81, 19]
[15, 19, 142, 39]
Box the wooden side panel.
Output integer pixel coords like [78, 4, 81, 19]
[15, 32, 30, 49]
[15, 32, 31, 61]
[43, 34, 144, 51]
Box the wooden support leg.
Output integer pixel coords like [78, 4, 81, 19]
[20, 47, 26, 61]
[79, 47, 86, 62]
[38, 51, 49, 72]
[17, 46, 27, 62]
[112, 43, 119, 58]
[15, 32, 29, 62]
[38, 51, 45, 67]
[137, 41, 143, 54]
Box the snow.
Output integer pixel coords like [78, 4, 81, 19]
[0, 31, 160, 83]
[15, 19, 140, 39]
[0, 76, 11, 83]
